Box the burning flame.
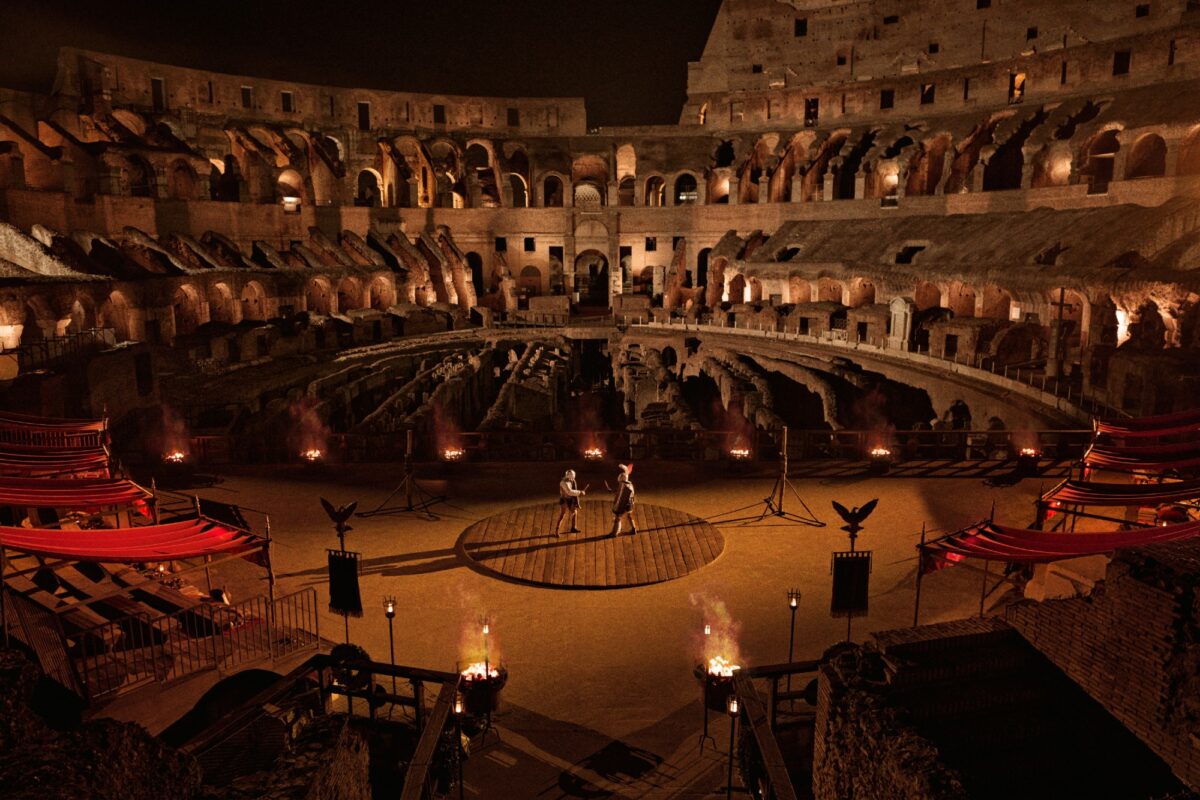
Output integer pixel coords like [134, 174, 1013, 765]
[869, 446, 892, 458]
[1019, 447, 1040, 458]
[691, 593, 743, 672]
[164, 450, 186, 464]
[707, 656, 740, 677]
[301, 448, 323, 462]
[584, 446, 604, 461]
[461, 662, 501, 681]
[442, 447, 465, 462]
[729, 447, 751, 460]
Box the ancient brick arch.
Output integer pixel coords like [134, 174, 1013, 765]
[336, 276, 362, 312]
[207, 282, 236, 324]
[816, 277, 844, 303]
[305, 277, 334, 315]
[644, 175, 667, 207]
[1125, 132, 1167, 179]
[367, 275, 396, 311]
[98, 290, 134, 341]
[239, 281, 268, 321]
[1178, 126, 1200, 175]
[848, 277, 876, 307]
[166, 159, 198, 200]
[947, 281, 977, 317]
[171, 284, 202, 337]
[540, 172, 566, 207]
[913, 281, 943, 312]
[789, 274, 812, 304]
[904, 134, 952, 197]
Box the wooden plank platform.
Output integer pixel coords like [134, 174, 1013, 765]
[458, 500, 724, 589]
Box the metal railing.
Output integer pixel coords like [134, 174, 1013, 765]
[72, 588, 319, 702]
[2, 328, 117, 371]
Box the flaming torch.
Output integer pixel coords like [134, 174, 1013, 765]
[460, 618, 506, 716]
[868, 445, 893, 475]
[1017, 445, 1041, 475]
[584, 445, 605, 461]
[441, 446, 465, 463]
[301, 448, 323, 463]
[694, 655, 741, 712]
[164, 450, 187, 465]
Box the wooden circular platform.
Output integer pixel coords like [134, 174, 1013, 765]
[457, 500, 724, 589]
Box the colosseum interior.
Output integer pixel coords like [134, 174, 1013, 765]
[1, 1, 1200, 798]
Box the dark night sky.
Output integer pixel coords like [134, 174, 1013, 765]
[0, 0, 725, 127]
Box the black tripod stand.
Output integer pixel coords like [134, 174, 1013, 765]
[709, 426, 824, 527]
[357, 430, 447, 518]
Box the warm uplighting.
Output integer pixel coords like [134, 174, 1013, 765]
[301, 448, 323, 462]
[461, 661, 501, 681]
[442, 447, 465, 462]
[584, 446, 604, 461]
[164, 450, 187, 464]
[707, 656, 741, 677]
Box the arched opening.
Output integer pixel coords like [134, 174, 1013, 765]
[947, 282, 977, 317]
[1178, 127, 1200, 175]
[64, 297, 96, 335]
[981, 286, 1013, 321]
[466, 252, 485, 298]
[19, 300, 50, 345]
[1125, 133, 1167, 179]
[166, 160, 197, 200]
[1082, 130, 1121, 192]
[748, 277, 764, 303]
[616, 144, 637, 183]
[212, 155, 240, 201]
[239, 281, 267, 321]
[816, 278, 844, 303]
[618, 176, 636, 206]
[1030, 147, 1073, 188]
[904, 136, 952, 196]
[914, 281, 942, 312]
[713, 141, 736, 168]
[728, 274, 747, 304]
[208, 283, 235, 324]
[127, 156, 154, 197]
[356, 169, 382, 207]
[99, 291, 133, 341]
[674, 173, 698, 205]
[848, 278, 875, 307]
[508, 174, 528, 208]
[305, 278, 333, 315]
[543, 175, 564, 207]
[634, 266, 655, 297]
[518, 265, 542, 297]
[645, 176, 666, 207]
[697, 248, 712, 288]
[172, 285, 202, 336]
[276, 168, 305, 202]
[789, 276, 812, 304]
[368, 277, 395, 310]
[465, 143, 500, 207]
[574, 250, 609, 307]
[336, 277, 360, 312]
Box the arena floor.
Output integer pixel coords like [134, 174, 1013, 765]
[112, 459, 1045, 798]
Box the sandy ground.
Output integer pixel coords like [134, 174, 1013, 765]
[108, 458, 1046, 798]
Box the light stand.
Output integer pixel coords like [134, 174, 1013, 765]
[709, 426, 824, 528]
[383, 597, 397, 703]
[786, 589, 801, 705]
[358, 429, 448, 518]
[726, 695, 739, 800]
[454, 693, 465, 800]
[699, 623, 716, 752]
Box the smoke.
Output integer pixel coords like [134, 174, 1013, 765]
[850, 385, 895, 449]
[433, 403, 462, 453]
[689, 593, 743, 667]
[456, 590, 501, 669]
[159, 405, 190, 456]
[287, 396, 330, 455]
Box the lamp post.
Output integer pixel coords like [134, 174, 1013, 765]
[383, 596, 396, 699]
[454, 692, 465, 800]
[482, 617, 491, 680]
[726, 694, 739, 800]
[786, 589, 802, 701]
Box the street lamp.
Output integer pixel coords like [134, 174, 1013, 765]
[726, 694, 740, 800]
[482, 618, 491, 679]
[787, 588, 802, 701]
[383, 596, 397, 699]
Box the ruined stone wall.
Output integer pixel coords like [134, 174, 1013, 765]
[1006, 541, 1200, 790]
[812, 651, 967, 800]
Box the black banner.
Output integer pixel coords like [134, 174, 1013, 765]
[327, 549, 363, 618]
[831, 550, 872, 618]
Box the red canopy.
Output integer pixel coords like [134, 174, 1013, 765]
[0, 446, 110, 478]
[1095, 409, 1200, 438]
[0, 410, 107, 450]
[0, 410, 106, 431]
[0, 477, 150, 509]
[921, 519, 1200, 573]
[1083, 444, 1200, 474]
[0, 519, 262, 562]
[1043, 478, 1200, 507]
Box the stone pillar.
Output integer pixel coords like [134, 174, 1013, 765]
[758, 175, 770, 203]
[1164, 139, 1181, 177]
[888, 296, 915, 349]
[822, 171, 835, 201]
[1113, 130, 1133, 182]
[607, 180, 618, 208]
[853, 170, 866, 200]
[791, 173, 804, 202]
[728, 177, 739, 205]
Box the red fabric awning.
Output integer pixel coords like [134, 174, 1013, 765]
[0, 477, 150, 509]
[1083, 446, 1200, 474]
[0, 446, 110, 478]
[1044, 478, 1200, 507]
[0, 410, 106, 432]
[0, 519, 263, 562]
[1095, 409, 1200, 437]
[921, 519, 1200, 573]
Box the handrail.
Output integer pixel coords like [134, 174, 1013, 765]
[400, 680, 459, 800]
[733, 670, 801, 800]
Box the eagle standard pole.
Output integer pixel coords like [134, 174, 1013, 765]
[913, 524, 926, 628]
